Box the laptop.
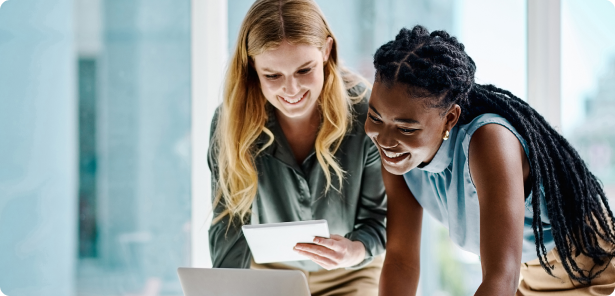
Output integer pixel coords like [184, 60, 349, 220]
[177, 267, 311, 296]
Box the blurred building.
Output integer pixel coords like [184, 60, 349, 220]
[570, 57, 615, 198]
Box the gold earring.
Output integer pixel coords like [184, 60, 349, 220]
[443, 130, 450, 141]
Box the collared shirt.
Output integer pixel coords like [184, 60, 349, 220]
[208, 91, 387, 271]
[403, 113, 555, 263]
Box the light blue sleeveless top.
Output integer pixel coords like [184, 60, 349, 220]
[403, 113, 555, 263]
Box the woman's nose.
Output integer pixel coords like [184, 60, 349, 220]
[283, 77, 300, 96]
[376, 129, 399, 149]
[377, 137, 399, 149]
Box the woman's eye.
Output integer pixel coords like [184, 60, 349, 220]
[297, 68, 312, 74]
[398, 128, 417, 133]
[265, 74, 280, 79]
[368, 113, 382, 123]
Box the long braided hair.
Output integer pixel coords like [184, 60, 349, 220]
[374, 25, 615, 284]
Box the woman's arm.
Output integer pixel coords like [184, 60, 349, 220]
[208, 209, 253, 268]
[379, 165, 423, 296]
[469, 124, 528, 296]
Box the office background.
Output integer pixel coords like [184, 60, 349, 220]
[0, 0, 614, 295]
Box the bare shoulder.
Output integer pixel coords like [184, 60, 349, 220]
[469, 124, 525, 161]
[468, 123, 527, 189]
[471, 123, 522, 151]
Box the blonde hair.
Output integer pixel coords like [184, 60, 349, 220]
[212, 0, 368, 224]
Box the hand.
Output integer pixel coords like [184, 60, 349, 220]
[293, 234, 366, 270]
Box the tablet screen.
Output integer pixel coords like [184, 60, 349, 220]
[242, 220, 330, 264]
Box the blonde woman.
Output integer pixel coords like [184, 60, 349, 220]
[207, 0, 386, 295]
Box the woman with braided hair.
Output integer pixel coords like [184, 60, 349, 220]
[366, 25, 615, 295]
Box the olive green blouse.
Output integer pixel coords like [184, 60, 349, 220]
[208, 91, 387, 271]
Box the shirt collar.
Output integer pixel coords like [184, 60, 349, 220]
[417, 125, 458, 173]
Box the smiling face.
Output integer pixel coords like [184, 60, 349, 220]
[252, 39, 332, 121]
[364, 81, 461, 175]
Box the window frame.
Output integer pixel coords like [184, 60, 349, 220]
[191, 0, 228, 268]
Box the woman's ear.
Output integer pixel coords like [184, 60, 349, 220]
[323, 37, 333, 62]
[445, 104, 461, 131]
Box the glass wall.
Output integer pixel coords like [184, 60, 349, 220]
[74, 0, 192, 295]
[0, 0, 77, 295]
[227, 1, 526, 295]
[561, 0, 615, 201]
[0, 0, 192, 295]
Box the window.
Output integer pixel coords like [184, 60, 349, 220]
[75, 0, 192, 295]
[561, 0, 615, 200]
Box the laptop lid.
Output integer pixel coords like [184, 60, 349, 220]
[177, 267, 310, 296]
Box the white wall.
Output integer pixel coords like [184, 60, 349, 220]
[191, 0, 228, 268]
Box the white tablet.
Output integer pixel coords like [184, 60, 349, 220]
[242, 220, 330, 264]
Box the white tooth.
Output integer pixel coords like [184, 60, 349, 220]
[383, 150, 406, 159]
[283, 96, 299, 103]
[281, 92, 305, 104]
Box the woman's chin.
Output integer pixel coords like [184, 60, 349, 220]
[382, 161, 413, 176]
[380, 152, 414, 175]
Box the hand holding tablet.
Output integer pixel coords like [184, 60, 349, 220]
[293, 234, 367, 270]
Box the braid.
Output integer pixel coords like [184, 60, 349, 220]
[375, 25, 615, 284]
